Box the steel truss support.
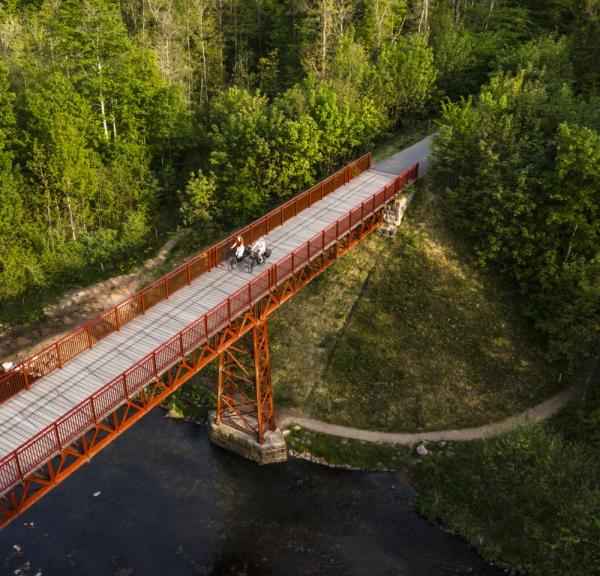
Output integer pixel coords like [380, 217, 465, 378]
[216, 320, 275, 442]
[0, 206, 384, 530]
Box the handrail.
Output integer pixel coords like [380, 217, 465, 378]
[0, 162, 418, 495]
[0, 153, 372, 404]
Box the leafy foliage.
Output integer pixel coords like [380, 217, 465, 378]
[413, 425, 600, 576]
[179, 169, 217, 226]
[431, 37, 600, 368]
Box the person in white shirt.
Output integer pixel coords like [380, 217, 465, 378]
[251, 236, 267, 263]
[1, 361, 15, 373]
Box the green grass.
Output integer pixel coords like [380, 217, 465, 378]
[164, 375, 216, 423]
[284, 426, 412, 471]
[270, 179, 564, 432]
[412, 418, 600, 576]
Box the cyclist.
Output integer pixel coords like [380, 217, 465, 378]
[250, 236, 267, 263]
[231, 235, 246, 261]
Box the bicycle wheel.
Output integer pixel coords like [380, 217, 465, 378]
[228, 256, 237, 271]
[248, 257, 256, 274]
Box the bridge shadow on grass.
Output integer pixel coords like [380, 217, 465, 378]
[270, 182, 564, 433]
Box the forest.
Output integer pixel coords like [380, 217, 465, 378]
[0, 1, 598, 365]
[1, 2, 599, 573]
[0, 0, 600, 361]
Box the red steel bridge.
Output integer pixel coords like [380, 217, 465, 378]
[0, 145, 423, 529]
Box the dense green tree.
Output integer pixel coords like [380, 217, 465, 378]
[429, 3, 476, 98]
[179, 168, 217, 226]
[303, 79, 370, 170]
[373, 33, 436, 127]
[207, 86, 271, 222]
[358, 0, 408, 50]
[431, 37, 600, 367]
[263, 105, 322, 200]
[570, 1, 600, 95]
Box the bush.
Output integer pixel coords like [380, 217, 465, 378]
[413, 425, 600, 576]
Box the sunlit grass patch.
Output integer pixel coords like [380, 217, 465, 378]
[270, 180, 562, 432]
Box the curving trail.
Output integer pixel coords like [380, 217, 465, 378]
[278, 384, 580, 444]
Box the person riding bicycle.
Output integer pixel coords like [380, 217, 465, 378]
[231, 235, 246, 261]
[250, 236, 267, 263]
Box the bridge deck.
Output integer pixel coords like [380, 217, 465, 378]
[0, 168, 398, 459]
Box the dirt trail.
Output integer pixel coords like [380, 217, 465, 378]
[278, 384, 581, 444]
[0, 234, 183, 364]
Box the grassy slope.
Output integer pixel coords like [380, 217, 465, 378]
[269, 179, 563, 432]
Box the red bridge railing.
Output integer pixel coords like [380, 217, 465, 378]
[0, 162, 418, 496]
[0, 153, 372, 404]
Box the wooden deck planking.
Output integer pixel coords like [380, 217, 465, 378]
[0, 169, 397, 458]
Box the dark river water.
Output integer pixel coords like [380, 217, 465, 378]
[0, 411, 501, 576]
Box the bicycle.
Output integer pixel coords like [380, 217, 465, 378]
[227, 245, 251, 271]
[247, 248, 272, 273]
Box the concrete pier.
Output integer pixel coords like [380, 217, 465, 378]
[207, 411, 287, 465]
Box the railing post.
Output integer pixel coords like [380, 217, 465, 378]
[115, 307, 121, 331]
[91, 398, 97, 423]
[152, 352, 158, 377]
[141, 291, 146, 314]
[22, 365, 30, 390]
[85, 325, 93, 349]
[187, 263, 191, 285]
[56, 344, 63, 369]
[14, 452, 24, 481]
[54, 424, 61, 451]
[271, 265, 277, 289]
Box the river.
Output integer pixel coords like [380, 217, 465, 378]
[0, 410, 502, 576]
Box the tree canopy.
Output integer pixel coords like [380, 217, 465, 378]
[0, 0, 597, 376]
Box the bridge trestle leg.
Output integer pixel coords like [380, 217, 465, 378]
[211, 318, 286, 464]
[253, 320, 276, 443]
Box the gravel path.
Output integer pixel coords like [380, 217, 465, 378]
[278, 385, 580, 444]
[374, 134, 434, 174]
